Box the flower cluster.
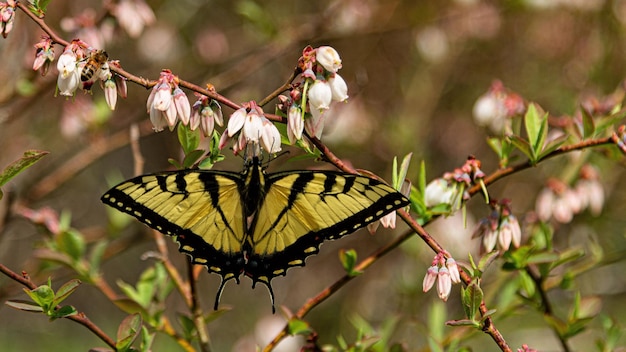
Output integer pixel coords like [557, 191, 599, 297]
[279, 46, 349, 143]
[0, 0, 15, 38]
[473, 80, 526, 134]
[535, 165, 604, 223]
[146, 70, 192, 131]
[473, 199, 522, 253]
[422, 253, 461, 302]
[190, 91, 223, 138]
[424, 156, 485, 213]
[222, 101, 281, 154]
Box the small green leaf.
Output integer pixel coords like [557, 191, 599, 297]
[182, 149, 206, 169]
[518, 270, 536, 297]
[538, 134, 568, 159]
[339, 249, 361, 276]
[177, 123, 200, 155]
[52, 279, 81, 307]
[140, 326, 155, 352]
[50, 305, 78, 320]
[461, 282, 483, 320]
[25, 284, 55, 311]
[167, 158, 184, 169]
[203, 307, 231, 324]
[57, 229, 86, 262]
[287, 318, 312, 336]
[508, 135, 535, 163]
[116, 313, 142, 351]
[177, 314, 196, 340]
[445, 319, 480, 327]
[524, 103, 542, 151]
[0, 150, 48, 188]
[477, 251, 499, 273]
[5, 300, 45, 312]
[581, 106, 596, 139]
[89, 240, 109, 278]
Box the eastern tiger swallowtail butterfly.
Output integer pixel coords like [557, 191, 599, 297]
[101, 154, 410, 312]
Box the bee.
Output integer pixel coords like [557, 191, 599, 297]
[81, 50, 109, 82]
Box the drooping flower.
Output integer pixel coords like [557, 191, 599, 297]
[225, 102, 281, 154]
[473, 199, 522, 253]
[316, 46, 342, 73]
[146, 70, 191, 131]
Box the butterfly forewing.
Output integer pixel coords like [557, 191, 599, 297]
[245, 171, 410, 284]
[101, 170, 247, 278]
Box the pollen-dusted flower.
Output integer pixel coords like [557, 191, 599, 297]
[316, 46, 342, 73]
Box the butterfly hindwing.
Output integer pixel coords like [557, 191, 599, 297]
[101, 170, 247, 280]
[245, 171, 410, 284]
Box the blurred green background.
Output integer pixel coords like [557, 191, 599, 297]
[1, 0, 626, 351]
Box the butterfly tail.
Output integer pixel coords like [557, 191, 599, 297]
[213, 275, 240, 311]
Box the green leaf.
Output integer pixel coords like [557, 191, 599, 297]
[182, 149, 206, 168]
[339, 249, 361, 277]
[445, 319, 480, 327]
[140, 326, 155, 352]
[203, 307, 231, 324]
[177, 123, 200, 155]
[524, 103, 542, 152]
[25, 284, 55, 311]
[57, 229, 86, 262]
[461, 282, 483, 320]
[518, 270, 536, 297]
[581, 106, 596, 139]
[50, 305, 78, 320]
[5, 300, 45, 312]
[52, 279, 81, 307]
[287, 318, 312, 336]
[89, 240, 109, 278]
[177, 314, 196, 340]
[508, 135, 535, 163]
[167, 158, 184, 170]
[0, 150, 48, 188]
[538, 133, 568, 159]
[116, 313, 142, 351]
[477, 251, 499, 273]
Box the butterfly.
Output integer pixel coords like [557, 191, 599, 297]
[101, 154, 410, 312]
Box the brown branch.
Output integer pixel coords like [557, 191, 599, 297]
[0, 263, 117, 350]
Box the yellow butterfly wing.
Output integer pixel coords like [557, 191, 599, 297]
[246, 171, 410, 285]
[101, 170, 246, 281]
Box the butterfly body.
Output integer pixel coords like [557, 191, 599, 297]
[102, 156, 409, 311]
